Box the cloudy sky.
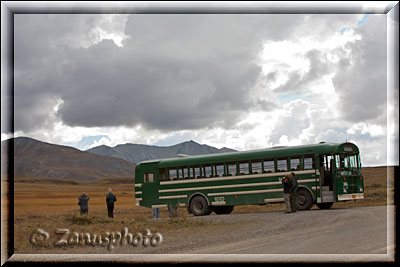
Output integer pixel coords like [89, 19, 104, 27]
[3, 4, 398, 167]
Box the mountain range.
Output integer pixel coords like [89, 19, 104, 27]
[86, 140, 235, 163]
[1, 137, 236, 181]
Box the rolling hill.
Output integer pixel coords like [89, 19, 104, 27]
[1, 137, 135, 182]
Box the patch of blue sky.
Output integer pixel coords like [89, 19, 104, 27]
[338, 14, 370, 35]
[339, 27, 353, 35]
[64, 135, 110, 150]
[277, 91, 312, 102]
[356, 14, 370, 25]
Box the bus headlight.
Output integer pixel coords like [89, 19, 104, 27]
[359, 187, 363, 192]
[343, 188, 347, 193]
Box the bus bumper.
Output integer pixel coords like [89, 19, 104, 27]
[337, 193, 364, 201]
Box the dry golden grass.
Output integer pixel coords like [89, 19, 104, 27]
[10, 166, 394, 253]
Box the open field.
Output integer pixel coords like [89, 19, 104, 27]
[6, 166, 395, 254]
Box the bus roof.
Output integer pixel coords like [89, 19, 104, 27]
[137, 142, 360, 168]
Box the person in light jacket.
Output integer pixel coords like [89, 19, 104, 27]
[106, 189, 117, 218]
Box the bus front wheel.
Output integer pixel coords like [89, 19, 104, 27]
[316, 202, 333, 209]
[190, 196, 211, 216]
[295, 189, 313, 210]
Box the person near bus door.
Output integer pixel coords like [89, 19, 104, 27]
[282, 174, 292, 213]
[290, 172, 299, 212]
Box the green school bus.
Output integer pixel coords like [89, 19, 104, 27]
[134, 142, 364, 216]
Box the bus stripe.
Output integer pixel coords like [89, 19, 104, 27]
[208, 188, 282, 196]
[264, 198, 284, 203]
[159, 181, 281, 193]
[152, 204, 168, 208]
[159, 195, 187, 200]
[159, 170, 316, 185]
[158, 179, 318, 193]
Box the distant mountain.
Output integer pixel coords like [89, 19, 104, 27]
[1, 137, 135, 182]
[86, 140, 236, 163]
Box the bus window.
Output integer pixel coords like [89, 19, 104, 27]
[304, 156, 314, 170]
[335, 155, 341, 169]
[144, 173, 155, 183]
[263, 159, 275, 173]
[215, 164, 224, 177]
[159, 169, 167, 181]
[340, 154, 359, 169]
[251, 161, 262, 174]
[226, 162, 236, 176]
[177, 168, 183, 180]
[183, 167, 190, 179]
[193, 166, 201, 178]
[290, 158, 301, 171]
[204, 165, 212, 177]
[168, 168, 177, 180]
[239, 162, 249, 175]
[323, 155, 334, 171]
[277, 159, 288, 172]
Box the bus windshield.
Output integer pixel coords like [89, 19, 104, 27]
[336, 154, 360, 170]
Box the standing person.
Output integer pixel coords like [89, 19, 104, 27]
[290, 172, 299, 212]
[152, 207, 160, 220]
[78, 192, 90, 215]
[168, 203, 178, 218]
[282, 175, 292, 213]
[106, 189, 117, 218]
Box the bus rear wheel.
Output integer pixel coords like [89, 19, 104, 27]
[295, 189, 313, 210]
[316, 202, 333, 209]
[190, 196, 210, 216]
[214, 206, 234, 215]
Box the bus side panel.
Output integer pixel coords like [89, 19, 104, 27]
[136, 163, 160, 208]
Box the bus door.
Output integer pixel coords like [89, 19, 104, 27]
[319, 154, 335, 202]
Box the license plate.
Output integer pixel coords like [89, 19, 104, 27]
[352, 194, 356, 198]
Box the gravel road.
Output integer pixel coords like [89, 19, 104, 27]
[180, 205, 392, 254]
[10, 205, 395, 262]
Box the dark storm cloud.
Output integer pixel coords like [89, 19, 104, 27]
[332, 15, 387, 124]
[15, 14, 311, 132]
[14, 14, 120, 132]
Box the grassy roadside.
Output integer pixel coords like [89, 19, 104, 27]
[11, 166, 394, 253]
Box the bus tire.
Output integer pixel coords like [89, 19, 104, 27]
[214, 206, 234, 215]
[316, 202, 333, 209]
[295, 189, 313, 210]
[190, 195, 210, 216]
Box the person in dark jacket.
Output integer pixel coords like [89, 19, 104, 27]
[290, 172, 299, 212]
[106, 189, 117, 218]
[282, 175, 292, 213]
[78, 192, 90, 215]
